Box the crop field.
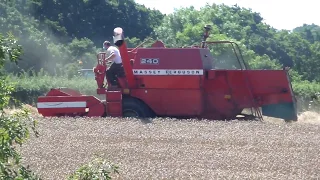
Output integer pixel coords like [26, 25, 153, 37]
[14, 107, 320, 180]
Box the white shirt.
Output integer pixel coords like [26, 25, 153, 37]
[106, 46, 122, 64]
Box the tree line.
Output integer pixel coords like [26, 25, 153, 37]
[1, 1, 320, 84]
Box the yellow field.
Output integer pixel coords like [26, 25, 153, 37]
[16, 109, 320, 180]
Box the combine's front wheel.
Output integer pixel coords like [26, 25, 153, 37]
[122, 98, 154, 118]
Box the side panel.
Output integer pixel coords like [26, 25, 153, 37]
[131, 48, 204, 89]
[245, 70, 297, 120]
[133, 48, 204, 69]
[261, 102, 297, 120]
[203, 69, 297, 120]
[37, 95, 105, 117]
[134, 76, 201, 89]
[128, 48, 210, 117]
[130, 89, 203, 117]
[161, 89, 203, 116]
[130, 89, 164, 114]
[202, 71, 245, 119]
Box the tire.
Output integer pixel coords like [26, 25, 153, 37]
[122, 97, 155, 118]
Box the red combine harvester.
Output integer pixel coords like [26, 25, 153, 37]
[37, 26, 298, 122]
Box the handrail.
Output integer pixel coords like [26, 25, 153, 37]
[204, 40, 263, 120]
[202, 40, 249, 70]
[96, 52, 107, 66]
[129, 37, 154, 53]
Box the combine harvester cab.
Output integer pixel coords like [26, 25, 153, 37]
[37, 25, 298, 122]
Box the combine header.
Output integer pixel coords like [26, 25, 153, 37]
[37, 26, 298, 122]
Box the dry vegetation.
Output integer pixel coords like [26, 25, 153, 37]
[14, 106, 320, 180]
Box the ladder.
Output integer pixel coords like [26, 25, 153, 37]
[231, 43, 263, 121]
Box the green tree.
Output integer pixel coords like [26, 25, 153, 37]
[293, 24, 320, 44]
[153, 5, 281, 70]
[0, 32, 40, 179]
[27, 0, 164, 43]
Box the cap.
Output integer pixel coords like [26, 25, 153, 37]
[103, 41, 111, 50]
[103, 41, 111, 46]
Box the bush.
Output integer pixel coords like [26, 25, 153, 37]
[68, 157, 119, 180]
[0, 108, 40, 179]
[7, 72, 97, 106]
[0, 77, 40, 179]
[292, 81, 320, 112]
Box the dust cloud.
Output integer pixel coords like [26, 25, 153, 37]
[296, 111, 320, 124]
[1, 5, 100, 76]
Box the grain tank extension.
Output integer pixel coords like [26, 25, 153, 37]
[37, 26, 298, 122]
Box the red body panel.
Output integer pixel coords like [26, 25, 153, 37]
[135, 76, 201, 89]
[133, 48, 204, 69]
[105, 90, 122, 117]
[118, 42, 136, 88]
[201, 70, 295, 119]
[130, 89, 203, 116]
[37, 93, 105, 117]
[204, 70, 293, 107]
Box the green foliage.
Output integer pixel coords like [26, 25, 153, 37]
[1, 1, 320, 86]
[0, 78, 15, 110]
[0, 32, 22, 70]
[6, 70, 96, 105]
[293, 23, 320, 44]
[0, 109, 40, 179]
[67, 157, 119, 180]
[0, 31, 41, 179]
[292, 81, 320, 112]
[1, 0, 164, 76]
[6, 70, 92, 108]
[27, 0, 164, 42]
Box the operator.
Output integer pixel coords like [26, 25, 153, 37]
[103, 40, 124, 86]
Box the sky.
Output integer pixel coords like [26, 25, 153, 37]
[134, 0, 319, 30]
